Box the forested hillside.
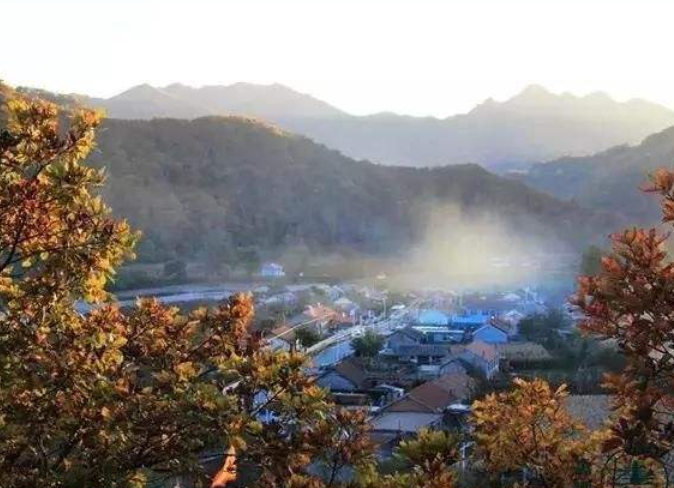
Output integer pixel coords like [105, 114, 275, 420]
[524, 125, 674, 224]
[0, 83, 617, 264]
[89, 117, 618, 262]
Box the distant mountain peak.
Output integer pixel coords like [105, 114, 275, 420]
[512, 84, 555, 102]
[164, 82, 190, 91]
[583, 91, 614, 103]
[114, 83, 168, 100]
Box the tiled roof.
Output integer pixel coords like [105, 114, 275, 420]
[269, 325, 296, 343]
[334, 357, 369, 389]
[393, 344, 450, 357]
[490, 318, 517, 335]
[305, 305, 339, 320]
[464, 340, 499, 361]
[496, 342, 552, 361]
[371, 412, 443, 433]
[386, 371, 473, 413]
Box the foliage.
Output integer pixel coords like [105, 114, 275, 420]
[0, 81, 616, 263]
[163, 259, 187, 281]
[351, 331, 384, 358]
[519, 308, 570, 342]
[0, 95, 371, 488]
[572, 167, 674, 463]
[357, 429, 460, 488]
[472, 378, 604, 488]
[296, 327, 321, 348]
[525, 128, 674, 225]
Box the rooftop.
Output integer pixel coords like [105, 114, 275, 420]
[392, 344, 450, 357]
[385, 370, 473, 414]
[464, 340, 500, 361]
[333, 357, 369, 389]
[496, 342, 552, 361]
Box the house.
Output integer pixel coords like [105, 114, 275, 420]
[461, 292, 531, 319]
[439, 357, 467, 376]
[384, 328, 424, 353]
[418, 309, 449, 326]
[370, 370, 473, 435]
[386, 344, 450, 365]
[412, 326, 466, 344]
[448, 313, 492, 330]
[333, 296, 359, 314]
[260, 262, 285, 277]
[492, 317, 520, 338]
[472, 323, 509, 344]
[502, 309, 525, 326]
[316, 357, 369, 392]
[292, 304, 340, 333]
[496, 342, 553, 368]
[262, 291, 298, 307]
[458, 340, 500, 379]
[267, 325, 296, 352]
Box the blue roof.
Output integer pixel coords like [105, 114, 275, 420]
[418, 309, 449, 325]
[449, 314, 491, 327]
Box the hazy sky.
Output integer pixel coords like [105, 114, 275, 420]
[2, 0, 673, 117]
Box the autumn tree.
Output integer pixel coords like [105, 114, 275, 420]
[0, 94, 371, 488]
[572, 168, 674, 476]
[357, 429, 461, 488]
[472, 378, 604, 488]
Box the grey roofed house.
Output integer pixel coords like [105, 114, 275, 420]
[383, 327, 424, 352]
[496, 342, 553, 363]
[439, 357, 467, 376]
[316, 357, 369, 392]
[370, 411, 443, 433]
[386, 344, 450, 365]
[454, 340, 500, 379]
[370, 370, 473, 434]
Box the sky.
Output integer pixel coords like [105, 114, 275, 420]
[2, 0, 674, 117]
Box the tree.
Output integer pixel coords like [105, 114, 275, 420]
[357, 429, 460, 488]
[0, 95, 371, 488]
[580, 245, 603, 276]
[572, 168, 674, 466]
[351, 331, 384, 358]
[519, 308, 569, 342]
[239, 247, 261, 276]
[163, 258, 188, 281]
[472, 378, 604, 488]
[296, 327, 321, 348]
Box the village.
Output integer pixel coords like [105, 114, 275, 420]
[251, 262, 615, 463]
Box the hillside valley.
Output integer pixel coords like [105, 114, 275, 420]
[0, 81, 622, 270]
[88, 117, 619, 264]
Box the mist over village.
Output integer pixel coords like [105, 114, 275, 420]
[2, 1, 674, 487]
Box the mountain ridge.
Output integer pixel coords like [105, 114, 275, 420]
[0, 81, 621, 266]
[17, 82, 674, 172]
[523, 124, 674, 224]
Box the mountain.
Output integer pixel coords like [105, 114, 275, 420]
[33, 82, 674, 172]
[523, 125, 674, 224]
[88, 117, 618, 261]
[1, 82, 619, 263]
[63, 83, 347, 121]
